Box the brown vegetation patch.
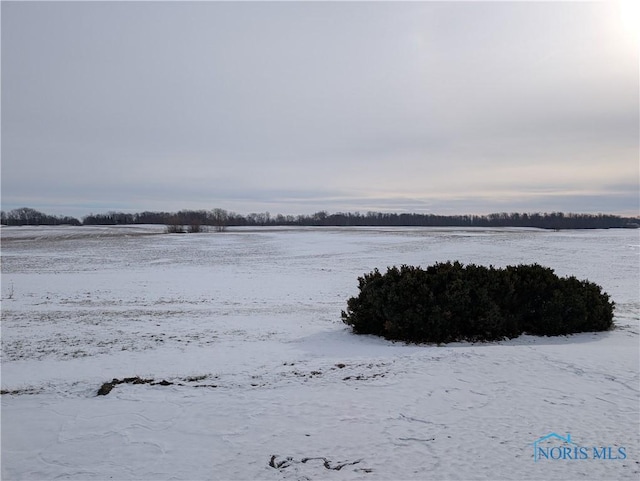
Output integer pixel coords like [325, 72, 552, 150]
[96, 376, 174, 396]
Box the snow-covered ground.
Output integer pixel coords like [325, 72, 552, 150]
[1, 225, 638, 480]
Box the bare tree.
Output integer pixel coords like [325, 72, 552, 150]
[211, 208, 228, 232]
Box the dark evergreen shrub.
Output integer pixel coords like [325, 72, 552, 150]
[341, 262, 614, 343]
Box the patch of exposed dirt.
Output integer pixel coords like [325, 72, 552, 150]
[268, 454, 370, 472]
[96, 376, 174, 396]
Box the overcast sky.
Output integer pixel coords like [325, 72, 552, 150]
[2, 1, 638, 218]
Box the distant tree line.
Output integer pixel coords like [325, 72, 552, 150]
[82, 209, 639, 229]
[2, 207, 638, 230]
[1, 207, 81, 226]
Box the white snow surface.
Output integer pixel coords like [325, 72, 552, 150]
[1, 225, 638, 480]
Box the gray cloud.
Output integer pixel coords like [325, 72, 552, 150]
[2, 1, 638, 218]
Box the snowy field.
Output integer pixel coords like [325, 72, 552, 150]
[1, 225, 638, 480]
